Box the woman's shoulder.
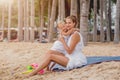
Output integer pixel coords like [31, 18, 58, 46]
[73, 31, 83, 38]
[70, 31, 80, 41]
[71, 31, 80, 37]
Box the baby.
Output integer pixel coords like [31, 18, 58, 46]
[48, 21, 79, 70]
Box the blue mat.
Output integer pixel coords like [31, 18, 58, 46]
[86, 56, 120, 65]
[53, 56, 120, 71]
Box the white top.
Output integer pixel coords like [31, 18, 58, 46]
[65, 31, 87, 70]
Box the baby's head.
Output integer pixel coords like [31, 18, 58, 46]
[57, 21, 65, 30]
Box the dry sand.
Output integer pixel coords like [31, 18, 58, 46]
[0, 42, 120, 80]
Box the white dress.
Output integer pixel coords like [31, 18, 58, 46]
[65, 31, 87, 70]
[52, 31, 87, 70]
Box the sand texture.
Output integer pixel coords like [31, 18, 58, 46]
[0, 42, 120, 80]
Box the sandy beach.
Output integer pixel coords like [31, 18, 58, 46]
[0, 42, 120, 80]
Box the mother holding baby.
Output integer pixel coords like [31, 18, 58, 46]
[28, 15, 87, 77]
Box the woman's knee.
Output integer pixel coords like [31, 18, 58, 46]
[47, 50, 54, 55]
[46, 52, 53, 59]
[47, 50, 64, 56]
[46, 52, 59, 60]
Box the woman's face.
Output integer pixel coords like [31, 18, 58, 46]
[65, 18, 75, 30]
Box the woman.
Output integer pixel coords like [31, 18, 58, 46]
[49, 20, 79, 70]
[27, 15, 87, 77]
[61, 15, 87, 70]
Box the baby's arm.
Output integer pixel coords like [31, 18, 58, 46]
[61, 28, 74, 36]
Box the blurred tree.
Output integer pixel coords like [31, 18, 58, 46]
[70, 0, 77, 17]
[7, 1, 12, 41]
[114, 0, 120, 43]
[104, 0, 110, 42]
[80, 0, 90, 45]
[48, 0, 57, 42]
[1, 4, 5, 40]
[18, 0, 24, 41]
[100, 0, 105, 42]
[23, 0, 29, 41]
[47, 0, 52, 39]
[39, 0, 45, 42]
[93, 0, 97, 42]
[58, 0, 65, 21]
[30, 0, 35, 42]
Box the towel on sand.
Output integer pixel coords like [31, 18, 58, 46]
[53, 56, 120, 71]
[86, 56, 120, 65]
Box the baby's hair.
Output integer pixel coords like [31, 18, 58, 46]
[57, 20, 65, 28]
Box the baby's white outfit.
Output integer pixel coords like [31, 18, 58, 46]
[50, 35, 68, 54]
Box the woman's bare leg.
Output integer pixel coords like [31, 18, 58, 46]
[48, 50, 65, 56]
[47, 50, 65, 71]
[28, 51, 69, 77]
